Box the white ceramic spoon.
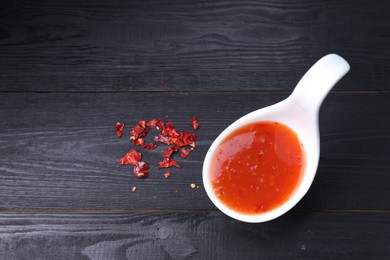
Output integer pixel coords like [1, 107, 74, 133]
[202, 54, 350, 223]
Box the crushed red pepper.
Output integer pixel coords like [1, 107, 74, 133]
[130, 124, 146, 140]
[190, 117, 200, 130]
[163, 146, 178, 159]
[119, 149, 142, 165]
[133, 161, 149, 178]
[154, 134, 171, 145]
[115, 122, 125, 137]
[132, 137, 145, 146]
[142, 143, 158, 150]
[175, 132, 196, 147]
[164, 172, 171, 179]
[180, 147, 192, 159]
[118, 117, 200, 179]
[159, 158, 181, 169]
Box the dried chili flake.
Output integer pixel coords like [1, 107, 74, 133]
[159, 158, 180, 169]
[119, 149, 142, 165]
[117, 117, 199, 181]
[190, 117, 200, 130]
[142, 143, 158, 150]
[130, 124, 146, 140]
[154, 134, 171, 145]
[157, 120, 165, 130]
[166, 120, 174, 129]
[148, 119, 165, 130]
[174, 132, 196, 147]
[180, 147, 192, 159]
[131, 137, 145, 146]
[146, 119, 158, 127]
[164, 172, 171, 179]
[163, 146, 177, 158]
[169, 128, 180, 139]
[138, 120, 147, 128]
[133, 161, 149, 178]
[183, 132, 196, 147]
[161, 120, 175, 136]
[115, 122, 125, 137]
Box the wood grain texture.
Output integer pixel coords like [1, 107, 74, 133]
[0, 211, 389, 259]
[0, 92, 389, 210]
[1, 1, 389, 258]
[1, 0, 389, 92]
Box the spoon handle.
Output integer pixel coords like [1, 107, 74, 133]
[290, 54, 350, 115]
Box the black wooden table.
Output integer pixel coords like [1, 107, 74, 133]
[1, 1, 390, 259]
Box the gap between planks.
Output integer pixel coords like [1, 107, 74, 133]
[1, 208, 390, 214]
[0, 90, 390, 94]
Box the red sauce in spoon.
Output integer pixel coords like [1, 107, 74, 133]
[210, 121, 305, 214]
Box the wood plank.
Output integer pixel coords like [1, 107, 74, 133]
[0, 92, 389, 210]
[0, 0, 389, 92]
[0, 211, 389, 259]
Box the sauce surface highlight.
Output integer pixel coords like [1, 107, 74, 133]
[210, 121, 304, 215]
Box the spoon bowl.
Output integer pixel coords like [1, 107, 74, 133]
[202, 54, 350, 223]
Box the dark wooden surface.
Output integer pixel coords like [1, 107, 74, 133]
[1, 0, 390, 259]
[1, 212, 390, 259]
[1, 0, 389, 92]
